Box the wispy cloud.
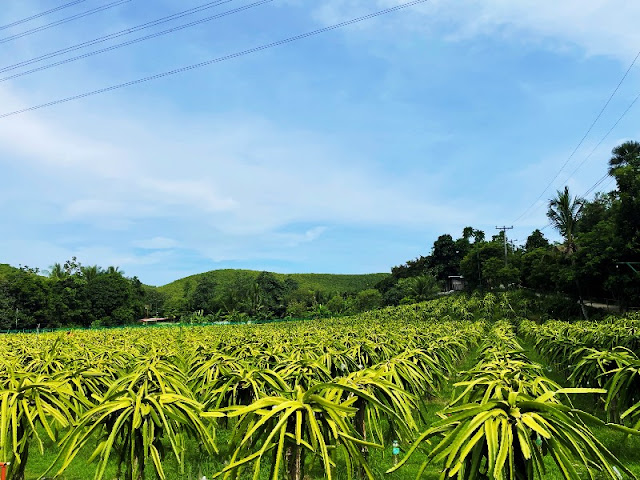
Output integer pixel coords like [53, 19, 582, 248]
[309, 0, 640, 61]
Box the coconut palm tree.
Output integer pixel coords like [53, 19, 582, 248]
[547, 186, 584, 255]
[547, 186, 588, 319]
[46, 263, 67, 280]
[81, 265, 102, 281]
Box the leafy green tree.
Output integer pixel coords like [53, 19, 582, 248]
[608, 140, 640, 245]
[525, 229, 550, 251]
[430, 234, 462, 281]
[256, 271, 287, 316]
[461, 242, 518, 290]
[326, 294, 347, 315]
[86, 273, 134, 326]
[142, 287, 167, 318]
[4, 269, 49, 329]
[190, 275, 217, 314]
[286, 300, 308, 318]
[520, 248, 565, 293]
[46, 275, 90, 327]
[355, 289, 383, 312]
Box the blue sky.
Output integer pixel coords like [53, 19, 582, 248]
[1, 0, 639, 285]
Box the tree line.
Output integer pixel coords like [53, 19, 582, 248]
[165, 270, 388, 323]
[1, 140, 637, 328]
[0, 262, 389, 329]
[0, 257, 149, 329]
[377, 141, 640, 313]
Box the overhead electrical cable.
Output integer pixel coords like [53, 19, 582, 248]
[0, 0, 275, 83]
[512, 49, 640, 224]
[539, 173, 613, 232]
[0, 0, 89, 32]
[519, 89, 640, 226]
[0, 0, 238, 75]
[0, 0, 430, 120]
[0, 0, 132, 45]
[559, 90, 640, 186]
[582, 172, 611, 198]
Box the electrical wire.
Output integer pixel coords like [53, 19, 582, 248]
[0, 0, 237, 75]
[0, 0, 274, 84]
[540, 172, 612, 232]
[0, 0, 132, 45]
[558, 90, 640, 186]
[512, 49, 640, 224]
[0, 0, 430, 119]
[0, 0, 89, 32]
[582, 172, 611, 198]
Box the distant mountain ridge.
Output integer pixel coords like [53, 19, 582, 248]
[158, 269, 389, 300]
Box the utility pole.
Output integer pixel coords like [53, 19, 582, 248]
[496, 226, 513, 267]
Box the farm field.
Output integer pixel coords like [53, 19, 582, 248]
[2, 294, 640, 480]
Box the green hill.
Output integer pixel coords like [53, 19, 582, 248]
[158, 269, 389, 301]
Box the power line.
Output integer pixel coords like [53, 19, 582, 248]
[512, 49, 640, 224]
[514, 79, 640, 228]
[0, 0, 275, 84]
[0, 0, 237, 75]
[0, 0, 89, 32]
[559, 90, 640, 186]
[0, 0, 132, 45]
[0, 0, 430, 119]
[582, 172, 611, 198]
[540, 172, 613, 233]
[522, 87, 640, 225]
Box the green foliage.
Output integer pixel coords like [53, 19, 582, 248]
[159, 270, 388, 305]
[390, 322, 637, 480]
[355, 289, 383, 312]
[524, 230, 550, 252]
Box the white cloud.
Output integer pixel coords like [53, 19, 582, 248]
[310, 0, 640, 61]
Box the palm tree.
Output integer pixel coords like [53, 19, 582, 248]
[47, 263, 67, 280]
[547, 186, 587, 318]
[608, 140, 640, 176]
[80, 265, 101, 281]
[105, 266, 124, 276]
[547, 186, 584, 255]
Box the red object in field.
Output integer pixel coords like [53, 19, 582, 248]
[0, 462, 9, 480]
